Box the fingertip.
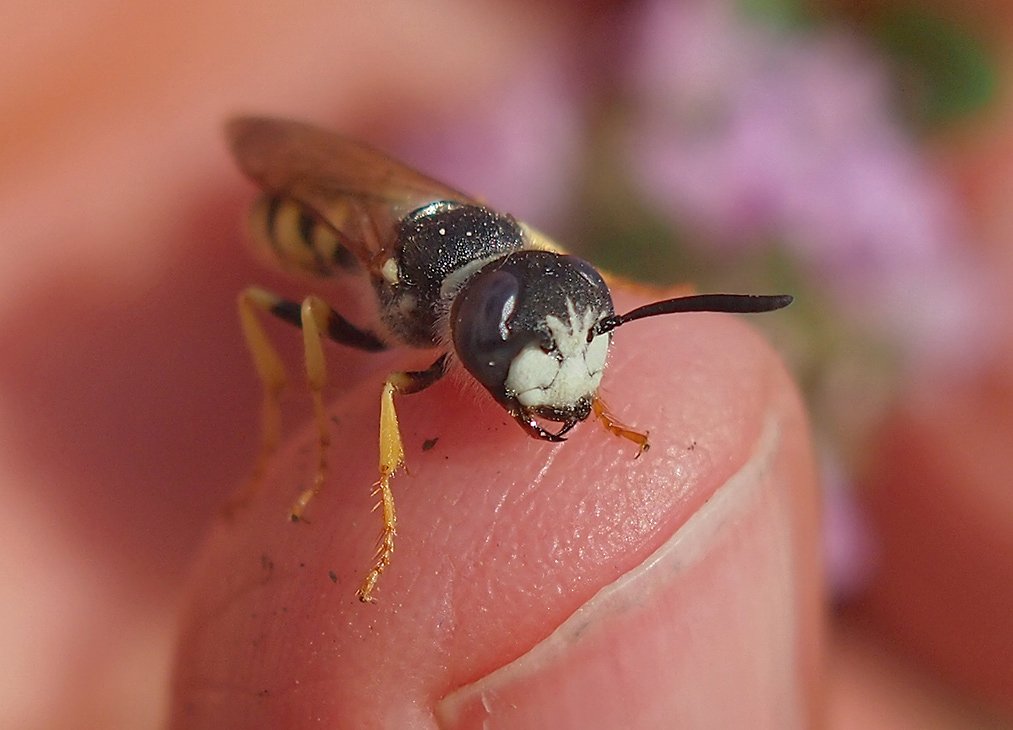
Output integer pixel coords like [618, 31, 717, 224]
[437, 292, 822, 727]
[171, 289, 821, 728]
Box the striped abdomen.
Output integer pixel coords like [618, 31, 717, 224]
[248, 195, 360, 277]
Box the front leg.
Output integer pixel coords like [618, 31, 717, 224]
[592, 396, 650, 456]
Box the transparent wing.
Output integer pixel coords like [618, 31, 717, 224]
[227, 116, 479, 266]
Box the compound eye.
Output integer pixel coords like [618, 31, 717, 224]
[451, 269, 532, 398]
[567, 255, 608, 292]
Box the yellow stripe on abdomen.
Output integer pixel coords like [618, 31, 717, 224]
[247, 194, 359, 277]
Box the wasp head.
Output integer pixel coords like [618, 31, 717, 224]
[450, 250, 614, 442]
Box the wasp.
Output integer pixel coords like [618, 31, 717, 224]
[227, 117, 792, 602]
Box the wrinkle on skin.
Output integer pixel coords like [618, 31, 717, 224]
[435, 413, 798, 728]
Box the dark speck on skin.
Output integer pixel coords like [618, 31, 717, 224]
[422, 437, 439, 451]
[328, 570, 338, 583]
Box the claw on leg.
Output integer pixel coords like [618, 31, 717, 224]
[356, 467, 398, 603]
[593, 396, 650, 456]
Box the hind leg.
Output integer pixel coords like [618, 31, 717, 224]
[232, 286, 386, 517]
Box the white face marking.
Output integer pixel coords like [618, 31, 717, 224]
[505, 300, 610, 410]
[381, 258, 400, 284]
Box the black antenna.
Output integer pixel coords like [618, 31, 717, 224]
[591, 294, 793, 341]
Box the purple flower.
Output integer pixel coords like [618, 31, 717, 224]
[624, 0, 991, 361]
[820, 448, 877, 600]
[391, 53, 586, 232]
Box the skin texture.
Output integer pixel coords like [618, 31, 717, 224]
[170, 295, 822, 729]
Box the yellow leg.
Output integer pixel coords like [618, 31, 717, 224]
[226, 287, 290, 515]
[356, 357, 447, 602]
[289, 295, 335, 521]
[593, 396, 650, 456]
[356, 379, 403, 602]
[233, 286, 391, 526]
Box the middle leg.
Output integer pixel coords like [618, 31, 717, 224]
[288, 294, 387, 520]
[357, 354, 449, 602]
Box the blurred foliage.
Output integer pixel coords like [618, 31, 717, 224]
[871, 7, 997, 129]
[740, 0, 809, 28]
[743, 0, 998, 128]
[562, 0, 991, 487]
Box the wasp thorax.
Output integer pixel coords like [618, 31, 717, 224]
[451, 251, 615, 433]
[375, 201, 525, 347]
